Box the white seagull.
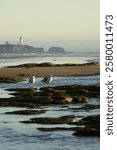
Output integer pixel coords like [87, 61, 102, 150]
[41, 75, 53, 84]
[29, 74, 35, 87]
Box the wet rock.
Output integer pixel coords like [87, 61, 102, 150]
[0, 84, 100, 107]
[0, 96, 41, 108]
[65, 96, 73, 103]
[71, 104, 100, 111]
[40, 84, 100, 98]
[73, 115, 100, 137]
[5, 109, 45, 115]
[0, 77, 23, 83]
[20, 115, 75, 124]
[73, 96, 89, 103]
[53, 95, 73, 104]
[78, 114, 100, 127]
[7, 62, 99, 68]
[73, 127, 100, 137]
[37, 127, 77, 132]
[82, 104, 100, 110]
[79, 89, 89, 94]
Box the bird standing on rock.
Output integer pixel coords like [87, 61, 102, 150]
[41, 75, 53, 84]
[29, 74, 35, 87]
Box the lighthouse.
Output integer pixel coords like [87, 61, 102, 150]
[19, 36, 23, 45]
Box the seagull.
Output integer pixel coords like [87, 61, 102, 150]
[29, 74, 35, 87]
[41, 75, 53, 84]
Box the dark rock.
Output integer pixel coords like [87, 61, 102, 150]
[73, 96, 89, 103]
[0, 77, 23, 83]
[73, 115, 100, 137]
[38, 62, 54, 67]
[8, 62, 54, 68]
[52, 95, 73, 104]
[0, 100, 41, 108]
[73, 127, 100, 137]
[37, 127, 77, 132]
[0, 84, 100, 107]
[5, 109, 45, 115]
[40, 84, 100, 98]
[71, 104, 100, 111]
[79, 89, 90, 94]
[20, 115, 75, 124]
[7, 62, 99, 68]
[78, 114, 100, 127]
[82, 104, 100, 110]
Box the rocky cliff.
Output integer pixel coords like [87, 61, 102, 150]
[0, 44, 44, 54]
[0, 45, 66, 54]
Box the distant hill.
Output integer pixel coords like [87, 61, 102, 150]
[0, 45, 66, 55]
[0, 44, 44, 54]
[47, 47, 66, 53]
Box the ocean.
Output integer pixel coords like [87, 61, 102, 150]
[0, 51, 99, 68]
[0, 51, 100, 150]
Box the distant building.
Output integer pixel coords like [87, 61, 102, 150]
[19, 36, 23, 45]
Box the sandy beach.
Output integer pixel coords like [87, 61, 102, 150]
[0, 64, 99, 78]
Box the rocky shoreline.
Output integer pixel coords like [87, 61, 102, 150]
[0, 84, 100, 137]
[0, 61, 100, 137]
[0, 84, 99, 107]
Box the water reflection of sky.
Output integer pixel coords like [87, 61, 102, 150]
[0, 88, 14, 98]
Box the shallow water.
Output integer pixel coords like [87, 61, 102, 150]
[0, 75, 100, 150]
[0, 52, 100, 149]
[0, 127, 99, 150]
[0, 75, 100, 98]
[0, 103, 100, 150]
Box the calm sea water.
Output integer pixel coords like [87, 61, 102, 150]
[0, 52, 100, 150]
[0, 52, 99, 68]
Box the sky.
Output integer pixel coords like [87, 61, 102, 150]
[0, 0, 99, 50]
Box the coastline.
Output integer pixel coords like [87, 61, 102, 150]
[0, 63, 100, 138]
[0, 63, 99, 78]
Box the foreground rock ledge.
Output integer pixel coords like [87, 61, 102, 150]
[20, 114, 100, 137]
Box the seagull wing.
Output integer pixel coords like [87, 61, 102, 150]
[29, 77, 32, 83]
[42, 77, 48, 83]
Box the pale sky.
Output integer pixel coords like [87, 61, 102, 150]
[0, 0, 99, 46]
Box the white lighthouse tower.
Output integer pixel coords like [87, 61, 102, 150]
[19, 36, 23, 45]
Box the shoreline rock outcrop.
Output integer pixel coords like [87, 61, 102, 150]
[73, 115, 100, 137]
[0, 84, 100, 107]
